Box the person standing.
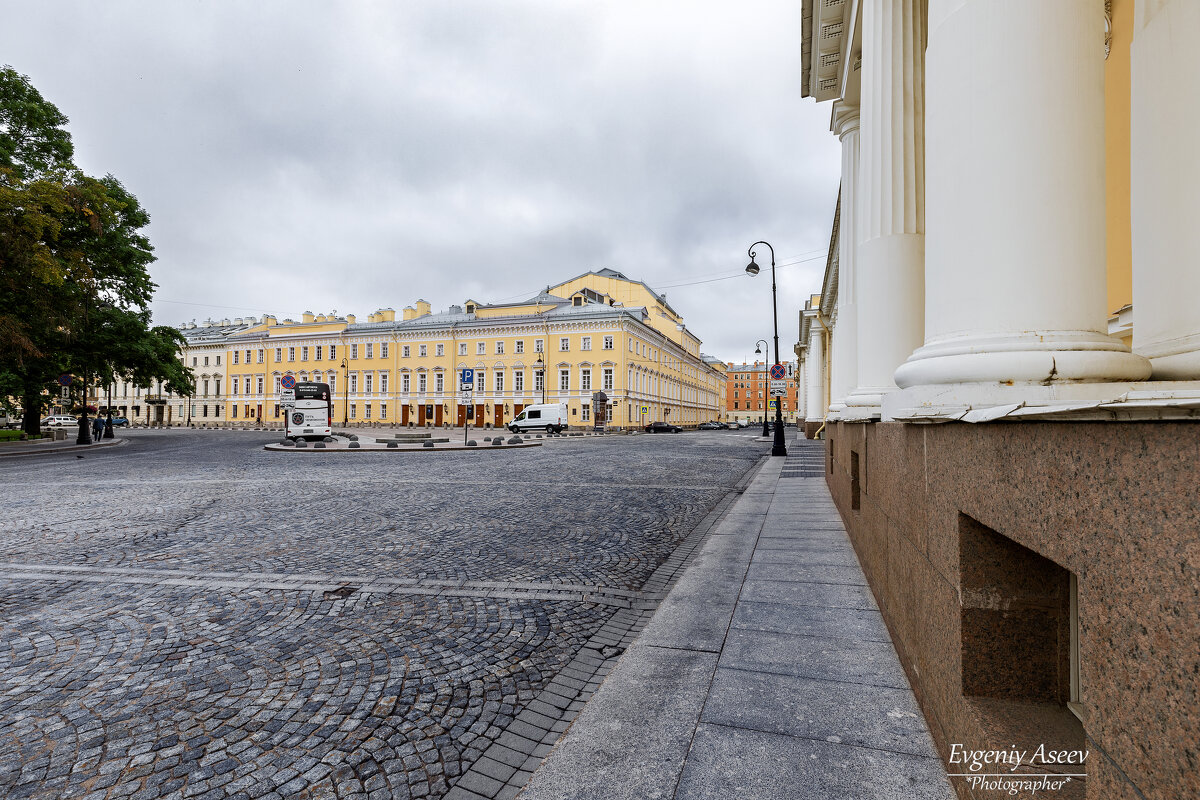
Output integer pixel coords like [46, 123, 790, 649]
[92, 414, 104, 440]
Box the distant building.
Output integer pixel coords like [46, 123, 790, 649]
[724, 361, 799, 427]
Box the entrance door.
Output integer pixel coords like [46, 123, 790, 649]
[494, 404, 504, 426]
[154, 405, 164, 423]
[513, 404, 524, 419]
[457, 405, 468, 427]
[417, 405, 426, 425]
[401, 405, 410, 425]
[475, 404, 485, 425]
[434, 405, 443, 426]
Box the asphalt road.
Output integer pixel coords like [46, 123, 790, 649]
[0, 429, 763, 800]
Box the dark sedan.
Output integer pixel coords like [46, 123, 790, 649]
[644, 421, 683, 433]
[697, 422, 724, 430]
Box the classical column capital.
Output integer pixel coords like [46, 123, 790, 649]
[832, 101, 860, 139]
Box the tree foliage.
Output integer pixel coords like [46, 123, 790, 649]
[0, 66, 192, 434]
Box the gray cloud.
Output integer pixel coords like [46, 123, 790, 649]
[2, 0, 840, 361]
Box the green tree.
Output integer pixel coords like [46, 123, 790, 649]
[0, 66, 192, 435]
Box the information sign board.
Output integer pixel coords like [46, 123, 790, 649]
[769, 363, 787, 381]
[770, 379, 787, 391]
[460, 390, 473, 403]
[280, 388, 295, 403]
[460, 368, 474, 385]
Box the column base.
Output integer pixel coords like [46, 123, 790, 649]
[895, 330, 1152, 388]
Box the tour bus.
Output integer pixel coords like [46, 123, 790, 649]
[508, 403, 568, 434]
[286, 381, 333, 441]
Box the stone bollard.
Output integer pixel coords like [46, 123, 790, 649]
[386, 441, 398, 448]
[466, 440, 478, 447]
[349, 441, 360, 449]
[422, 440, 434, 448]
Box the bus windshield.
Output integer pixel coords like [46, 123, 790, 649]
[294, 382, 329, 401]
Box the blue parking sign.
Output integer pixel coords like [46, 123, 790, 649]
[460, 368, 474, 384]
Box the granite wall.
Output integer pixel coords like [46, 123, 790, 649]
[825, 421, 1198, 800]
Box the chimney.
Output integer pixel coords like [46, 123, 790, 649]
[302, 311, 315, 323]
[380, 308, 396, 322]
[415, 299, 431, 318]
[264, 315, 277, 326]
[402, 306, 417, 321]
[346, 314, 356, 324]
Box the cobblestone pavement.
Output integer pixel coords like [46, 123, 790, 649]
[0, 429, 762, 799]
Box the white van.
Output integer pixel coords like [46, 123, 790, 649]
[509, 403, 568, 434]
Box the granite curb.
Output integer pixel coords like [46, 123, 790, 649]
[0, 436, 127, 458]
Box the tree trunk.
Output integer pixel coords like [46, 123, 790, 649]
[22, 392, 41, 436]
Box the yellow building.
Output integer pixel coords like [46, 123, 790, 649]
[217, 270, 726, 430]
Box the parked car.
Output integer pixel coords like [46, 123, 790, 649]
[697, 422, 723, 430]
[644, 421, 683, 433]
[109, 416, 130, 427]
[508, 403, 568, 434]
[40, 415, 78, 427]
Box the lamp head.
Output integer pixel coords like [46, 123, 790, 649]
[745, 259, 760, 276]
[754, 345, 762, 355]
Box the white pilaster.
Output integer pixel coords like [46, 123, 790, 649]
[893, 0, 1150, 394]
[845, 0, 926, 419]
[1131, 0, 1200, 379]
[828, 102, 861, 417]
[805, 324, 825, 424]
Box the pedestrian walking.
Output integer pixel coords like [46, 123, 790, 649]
[92, 415, 105, 440]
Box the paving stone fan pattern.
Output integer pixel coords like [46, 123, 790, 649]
[0, 430, 761, 799]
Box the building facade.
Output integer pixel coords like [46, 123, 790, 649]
[212, 270, 725, 430]
[724, 361, 800, 427]
[797, 1, 1197, 798]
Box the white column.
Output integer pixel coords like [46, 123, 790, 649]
[828, 102, 861, 417]
[805, 324, 825, 423]
[894, 0, 1150, 390]
[1131, 0, 1200, 379]
[845, 0, 926, 418]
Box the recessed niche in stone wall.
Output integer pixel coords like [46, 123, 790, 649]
[959, 513, 1072, 704]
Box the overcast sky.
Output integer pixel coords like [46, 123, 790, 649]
[4, 0, 839, 364]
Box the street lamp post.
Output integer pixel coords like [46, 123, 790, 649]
[746, 241, 787, 457]
[340, 358, 349, 426]
[104, 381, 115, 439]
[755, 339, 769, 437]
[536, 354, 546, 404]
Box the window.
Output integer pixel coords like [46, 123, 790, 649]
[214, 379, 221, 395]
[329, 344, 336, 360]
[403, 345, 411, 358]
[496, 341, 505, 355]
[350, 403, 356, 419]
[381, 343, 389, 358]
[256, 377, 263, 394]
[192, 357, 197, 366]
[380, 372, 389, 393]
[302, 347, 309, 361]
[514, 371, 524, 392]
[366, 343, 374, 359]
[402, 373, 410, 393]
[603, 368, 613, 391]
[274, 377, 281, 394]
[275, 348, 282, 362]
[495, 372, 504, 392]
[603, 336, 614, 350]
[202, 405, 208, 418]
[328, 374, 336, 393]
[559, 369, 570, 391]
[435, 373, 444, 393]
[476, 372, 485, 392]
[245, 349, 251, 364]
[515, 340, 524, 354]
[458, 343, 467, 356]
[288, 347, 295, 362]
[215, 355, 221, 365]
[246, 377, 253, 395]
[315, 346, 323, 360]
[351, 344, 359, 359]
[419, 344, 427, 357]
[582, 405, 591, 422]
[477, 342, 486, 355]
[350, 373, 358, 393]
[381, 403, 387, 420]
[204, 356, 210, 366]
[560, 337, 570, 352]
[534, 339, 544, 353]
[232, 405, 238, 419]
[418, 373, 427, 393]
[233, 351, 240, 365]
[203, 380, 210, 397]
[582, 337, 591, 351]
[365, 373, 373, 393]
[257, 349, 264, 363]
[365, 403, 372, 419]
[581, 369, 592, 391]
[436, 343, 444, 356]
[534, 370, 544, 393]
[273, 404, 279, 418]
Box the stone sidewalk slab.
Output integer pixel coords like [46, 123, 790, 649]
[519, 439, 952, 800]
